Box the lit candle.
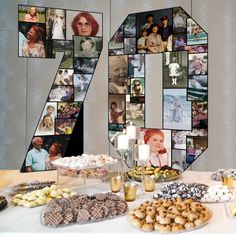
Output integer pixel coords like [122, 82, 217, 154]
[117, 134, 129, 150]
[138, 144, 150, 161]
[126, 123, 137, 140]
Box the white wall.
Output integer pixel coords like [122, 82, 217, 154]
[0, 0, 236, 171]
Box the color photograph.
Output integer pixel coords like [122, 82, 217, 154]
[187, 18, 207, 45]
[140, 128, 172, 167]
[126, 95, 144, 127]
[109, 95, 126, 124]
[163, 89, 192, 130]
[66, 10, 103, 39]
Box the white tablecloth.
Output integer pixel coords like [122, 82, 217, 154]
[0, 170, 235, 235]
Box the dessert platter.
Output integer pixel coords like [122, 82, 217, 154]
[41, 192, 128, 227]
[52, 154, 118, 170]
[11, 184, 76, 208]
[128, 198, 212, 233]
[211, 169, 236, 181]
[7, 181, 56, 197]
[127, 166, 181, 182]
[153, 182, 234, 203]
[0, 196, 8, 211]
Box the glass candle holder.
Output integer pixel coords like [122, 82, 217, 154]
[110, 175, 122, 193]
[123, 182, 137, 202]
[222, 174, 234, 188]
[143, 175, 155, 192]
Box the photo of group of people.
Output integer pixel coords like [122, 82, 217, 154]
[20, 5, 103, 172]
[54, 69, 73, 85]
[35, 102, 80, 137]
[186, 137, 208, 164]
[107, 7, 208, 170]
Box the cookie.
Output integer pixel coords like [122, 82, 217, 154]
[43, 211, 64, 227]
[76, 209, 91, 223]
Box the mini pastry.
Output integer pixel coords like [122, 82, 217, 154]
[187, 213, 198, 222]
[142, 223, 154, 231]
[172, 223, 184, 232]
[158, 224, 171, 233]
[131, 218, 142, 228]
[194, 219, 204, 227]
[184, 222, 195, 229]
[134, 209, 146, 219]
[174, 216, 187, 225]
[145, 214, 155, 223]
[159, 216, 171, 225]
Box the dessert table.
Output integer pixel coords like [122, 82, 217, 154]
[0, 170, 235, 235]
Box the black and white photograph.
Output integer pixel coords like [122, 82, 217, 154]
[163, 51, 188, 88]
[74, 36, 102, 58]
[74, 74, 92, 101]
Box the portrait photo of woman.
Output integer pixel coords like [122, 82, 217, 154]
[66, 10, 102, 39]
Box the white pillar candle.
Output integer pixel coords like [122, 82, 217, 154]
[126, 124, 137, 140]
[138, 144, 150, 161]
[117, 134, 129, 150]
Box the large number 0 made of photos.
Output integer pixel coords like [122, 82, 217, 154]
[108, 7, 208, 171]
[18, 5, 103, 172]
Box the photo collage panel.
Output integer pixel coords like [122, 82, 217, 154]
[18, 5, 103, 172]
